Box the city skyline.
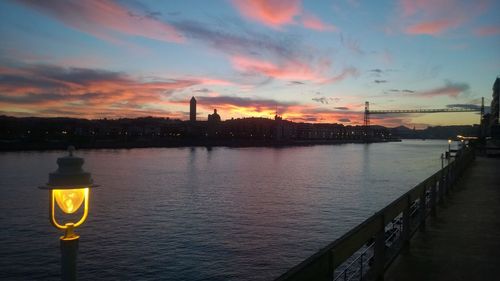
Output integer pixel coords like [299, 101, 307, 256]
[0, 0, 499, 128]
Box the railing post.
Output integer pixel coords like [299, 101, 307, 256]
[373, 215, 385, 281]
[419, 186, 426, 232]
[401, 194, 411, 253]
[329, 250, 335, 281]
[448, 161, 457, 189]
[444, 167, 450, 193]
[430, 180, 437, 217]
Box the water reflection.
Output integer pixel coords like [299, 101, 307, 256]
[0, 140, 448, 280]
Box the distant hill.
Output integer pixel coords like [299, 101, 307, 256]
[389, 125, 480, 139]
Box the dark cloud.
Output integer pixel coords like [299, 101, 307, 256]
[294, 116, 319, 122]
[311, 97, 342, 105]
[0, 64, 201, 94]
[334, 107, 349, 110]
[0, 64, 127, 91]
[338, 118, 351, 122]
[0, 92, 101, 104]
[196, 95, 297, 109]
[374, 80, 388, 84]
[290, 81, 305, 85]
[369, 69, 383, 73]
[171, 20, 300, 60]
[194, 88, 211, 93]
[31, 65, 127, 85]
[402, 89, 415, 93]
[312, 97, 329, 104]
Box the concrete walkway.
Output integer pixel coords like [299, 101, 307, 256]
[385, 157, 500, 281]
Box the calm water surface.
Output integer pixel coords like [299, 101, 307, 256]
[0, 140, 448, 280]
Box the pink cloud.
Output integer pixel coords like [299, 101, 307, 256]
[230, 55, 357, 84]
[16, 0, 183, 43]
[406, 19, 460, 35]
[475, 25, 500, 36]
[302, 13, 338, 32]
[231, 0, 336, 32]
[231, 0, 301, 28]
[231, 55, 322, 81]
[397, 0, 489, 36]
[417, 81, 469, 98]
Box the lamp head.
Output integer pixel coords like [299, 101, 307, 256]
[39, 147, 97, 239]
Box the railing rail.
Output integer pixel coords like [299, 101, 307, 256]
[274, 146, 475, 281]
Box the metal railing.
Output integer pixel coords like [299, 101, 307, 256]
[274, 146, 475, 281]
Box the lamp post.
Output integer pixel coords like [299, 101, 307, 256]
[39, 146, 97, 281]
[448, 139, 452, 152]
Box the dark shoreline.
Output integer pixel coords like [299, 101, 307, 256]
[0, 138, 402, 152]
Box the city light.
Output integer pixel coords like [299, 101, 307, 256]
[39, 146, 97, 281]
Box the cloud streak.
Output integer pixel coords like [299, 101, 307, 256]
[231, 0, 301, 28]
[15, 0, 183, 43]
[475, 25, 500, 36]
[416, 81, 469, 98]
[0, 63, 228, 118]
[397, 0, 488, 36]
[230, 55, 358, 83]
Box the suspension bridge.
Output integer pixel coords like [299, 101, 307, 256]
[363, 99, 485, 130]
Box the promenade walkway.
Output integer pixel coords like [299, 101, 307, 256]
[385, 157, 500, 281]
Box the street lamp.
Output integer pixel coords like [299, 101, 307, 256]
[448, 139, 452, 152]
[39, 146, 97, 281]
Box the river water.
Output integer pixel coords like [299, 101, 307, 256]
[0, 140, 449, 280]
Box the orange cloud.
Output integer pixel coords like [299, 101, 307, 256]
[231, 0, 301, 28]
[15, 0, 183, 43]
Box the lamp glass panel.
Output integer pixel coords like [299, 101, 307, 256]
[54, 188, 88, 214]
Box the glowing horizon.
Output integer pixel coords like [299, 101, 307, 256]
[0, 0, 499, 128]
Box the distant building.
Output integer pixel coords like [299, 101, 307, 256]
[190, 96, 196, 122]
[208, 109, 221, 123]
[489, 77, 500, 138]
[491, 77, 499, 125]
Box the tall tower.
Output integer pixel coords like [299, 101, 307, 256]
[190, 96, 196, 122]
[364, 101, 370, 136]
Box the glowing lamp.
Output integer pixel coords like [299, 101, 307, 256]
[40, 147, 97, 240]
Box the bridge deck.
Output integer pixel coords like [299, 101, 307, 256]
[385, 156, 500, 281]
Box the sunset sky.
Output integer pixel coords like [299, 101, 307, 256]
[0, 0, 499, 128]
